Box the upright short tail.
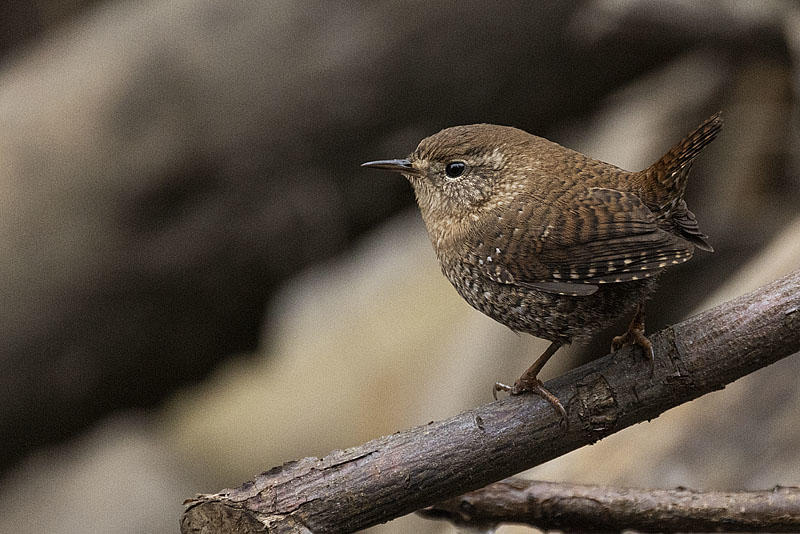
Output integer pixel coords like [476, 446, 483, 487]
[636, 112, 722, 252]
[649, 112, 722, 192]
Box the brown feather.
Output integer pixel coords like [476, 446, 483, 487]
[362, 112, 721, 344]
[470, 187, 692, 293]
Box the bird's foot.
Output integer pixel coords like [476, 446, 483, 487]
[493, 381, 512, 400]
[611, 326, 654, 377]
[493, 378, 568, 430]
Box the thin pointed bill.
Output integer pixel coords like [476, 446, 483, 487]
[361, 158, 418, 174]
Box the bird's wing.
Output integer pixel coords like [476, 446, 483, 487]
[670, 198, 714, 252]
[472, 187, 693, 296]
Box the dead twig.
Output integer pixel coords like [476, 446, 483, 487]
[181, 269, 800, 534]
[419, 478, 800, 532]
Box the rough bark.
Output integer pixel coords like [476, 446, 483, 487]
[181, 269, 800, 533]
[419, 478, 800, 532]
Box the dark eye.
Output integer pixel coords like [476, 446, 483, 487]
[445, 161, 466, 178]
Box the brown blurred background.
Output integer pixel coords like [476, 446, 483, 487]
[0, 1, 798, 533]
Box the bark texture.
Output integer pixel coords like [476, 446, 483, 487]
[181, 269, 800, 533]
[420, 478, 800, 532]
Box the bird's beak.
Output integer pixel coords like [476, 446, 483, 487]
[361, 158, 418, 174]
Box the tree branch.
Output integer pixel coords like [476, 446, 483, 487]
[418, 477, 800, 532]
[181, 270, 800, 534]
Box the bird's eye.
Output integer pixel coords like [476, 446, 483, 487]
[445, 161, 466, 178]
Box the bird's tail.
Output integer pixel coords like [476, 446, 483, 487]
[635, 112, 722, 252]
[642, 112, 722, 204]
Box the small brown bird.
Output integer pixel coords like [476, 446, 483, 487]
[363, 113, 721, 421]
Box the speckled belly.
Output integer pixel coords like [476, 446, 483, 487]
[442, 258, 657, 343]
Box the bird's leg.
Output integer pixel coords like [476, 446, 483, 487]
[611, 302, 654, 376]
[494, 342, 567, 426]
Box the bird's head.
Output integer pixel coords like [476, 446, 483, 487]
[363, 124, 530, 221]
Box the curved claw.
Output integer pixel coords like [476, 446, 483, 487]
[613, 304, 655, 376]
[527, 381, 568, 430]
[496, 377, 569, 430]
[644, 342, 655, 378]
[493, 381, 512, 400]
[611, 329, 655, 377]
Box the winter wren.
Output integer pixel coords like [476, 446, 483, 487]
[363, 113, 721, 422]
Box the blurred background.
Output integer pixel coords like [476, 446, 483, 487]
[1, 1, 799, 532]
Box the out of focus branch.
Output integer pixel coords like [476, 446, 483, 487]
[419, 478, 800, 532]
[181, 270, 800, 534]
